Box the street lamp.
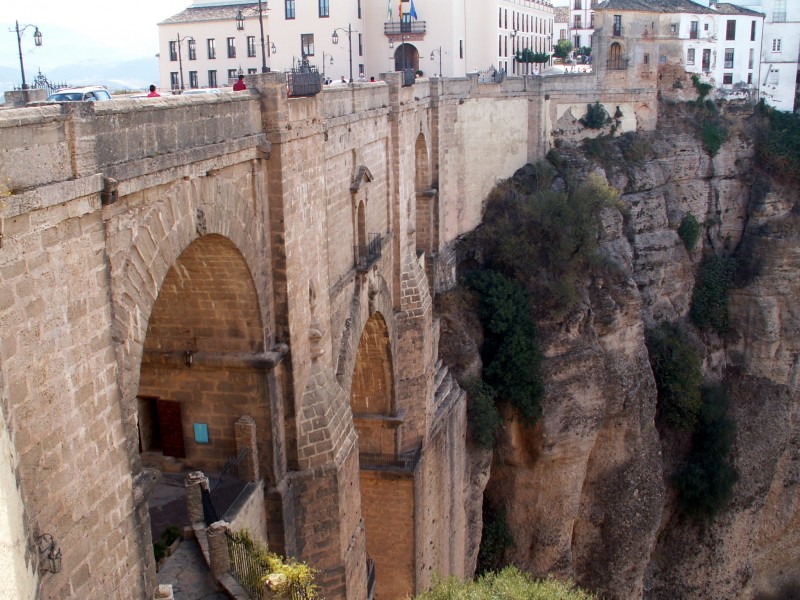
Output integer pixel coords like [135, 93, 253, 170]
[175, 33, 194, 91]
[235, 1, 270, 73]
[10, 20, 42, 90]
[430, 47, 443, 77]
[322, 51, 334, 80]
[331, 24, 357, 83]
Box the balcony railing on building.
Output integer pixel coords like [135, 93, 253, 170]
[366, 558, 376, 600]
[612, 24, 622, 37]
[384, 21, 426, 36]
[607, 57, 629, 71]
[287, 58, 322, 97]
[359, 446, 421, 472]
[355, 233, 382, 272]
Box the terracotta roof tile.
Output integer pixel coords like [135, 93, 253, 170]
[160, 2, 261, 25]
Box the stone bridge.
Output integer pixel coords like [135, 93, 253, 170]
[0, 69, 656, 599]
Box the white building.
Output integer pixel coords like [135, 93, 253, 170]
[694, 0, 799, 111]
[157, 0, 554, 91]
[568, 0, 598, 51]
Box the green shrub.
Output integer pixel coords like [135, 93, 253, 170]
[161, 525, 182, 546]
[463, 378, 502, 448]
[414, 567, 596, 600]
[700, 121, 727, 157]
[153, 541, 167, 562]
[677, 214, 702, 251]
[580, 101, 609, 129]
[554, 39, 573, 59]
[691, 74, 713, 100]
[755, 101, 800, 183]
[646, 322, 703, 430]
[476, 504, 514, 575]
[674, 384, 738, 522]
[690, 255, 737, 334]
[464, 270, 543, 425]
[619, 133, 652, 164]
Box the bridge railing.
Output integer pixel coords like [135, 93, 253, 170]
[287, 60, 322, 97]
[359, 446, 420, 472]
[355, 233, 382, 272]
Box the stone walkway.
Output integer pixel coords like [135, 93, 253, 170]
[157, 539, 228, 600]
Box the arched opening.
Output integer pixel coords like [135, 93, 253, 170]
[356, 200, 367, 265]
[137, 234, 273, 543]
[609, 42, 624, 70]
[350, 313, 415, 599]
[414, 133, 436, 291]
[394, 43, 420, 73]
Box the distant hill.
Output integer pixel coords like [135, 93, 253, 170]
[0, 57, 158, 103]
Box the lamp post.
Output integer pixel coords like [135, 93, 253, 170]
[236, 1, 270, 73]
[331, 24, 356, 83]
[430, 46, 443, 77]
[10, 20, 42, 90]
[175, 33, 194, 91]
[322, 51, 334, 80]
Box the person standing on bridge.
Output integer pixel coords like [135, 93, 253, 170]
[146, 85, 160, 97]
[233, 75, 247, 91]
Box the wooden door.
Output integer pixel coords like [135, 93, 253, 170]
[157, 399, 186, 458]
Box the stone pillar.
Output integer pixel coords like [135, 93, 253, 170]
[185, 471, 209, 525]
[234, 415, 259, 482]
[153, 584, 174, 600]
[207, 521, 231, 577]
[3, 89, 46, 107]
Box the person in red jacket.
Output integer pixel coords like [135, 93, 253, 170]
[146, 85, 160, 97]
[233, 75, 247, 91]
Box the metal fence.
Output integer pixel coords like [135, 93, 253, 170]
[401, 68, 416, 87]
[355, 233, 382, 272]
[227, 531, 270, 599]
[359, 447, 420, 472]
[202, 449, 250, 526]
[287, 60, 322, 97]
[17, 70, 70, 95]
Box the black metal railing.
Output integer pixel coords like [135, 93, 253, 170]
[359, 447, 420, 472]
[19, 69, 70, 95]
[612, 25, 622, 37]
[366, 558, 376, 600]
[202, 487, 219, 526]
[402, 68, 416, 87]
[202, 449, 250, 526]
[227, 531, 270, 599]
[607, 57, 629, 71]
[355, 233, 382, 272]
[384, 21, 426, 35]
[287, 59, 322, 97]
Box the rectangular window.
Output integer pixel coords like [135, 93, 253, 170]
[228, 69, 238, 80]
[189, 71, 198, 88]
[574, 0, 581, 8]
[749, 48, 754, 69]
[169, 41, 178, 61]
[358, 0, 362, 19]
[247, 36, 256, 57]
[358, 33, 363, 57]
[560, 29, 566, 41]
[590, 13, 594, 28]
[751, 20, 756, 41]
[498, 35, 502, 56]
[170, 72, 179, 89]
[207, 39, 216, 59]
[285, 0, 295, 19]
[459, 39, 463, 59]
[248, 68, 257, 74]
[690, 21, 698, 39]
[319, 0, 329, 18]
[498, 7, 502, 28]
[687, 48, 695, 65]
[574, 15, 582, 28]
[772, 38, 782, 52]
[702, 49, 711, 71]
[773, 0, 786, 22]
[670, 23, 677, 34]
[227, 37, 236, 58]
[723, 73, 733, 84]
[726, 20, 736, 40]
[724, 48, 734, 69]
[208, 70, 217, 87]
[767, 68, 779, 84]
[613, 15, 622, 37]
[301, 33, 315, 57]
[188, 39, 196, 60]
[643, 53, 650, 65]
[401, 14, 412, 32]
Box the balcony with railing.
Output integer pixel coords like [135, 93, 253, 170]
[607, 57, 629, 70]
[287, 58, 322, 97]
[355, 233, 382, 272]
[359, 446, 420, 472]
[384, 20, 427, 36]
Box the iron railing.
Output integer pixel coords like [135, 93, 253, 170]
[202, 449, 250, 526]
[287, 59, 322, 97]
[355, 234, 382, 272]
[366, 558, 376, 600]
[402, 68, 416, 87]
[607, 57, 629, 71]
[359, 447, 420, 472]
[384, 21, 427, 35]
[227, 531, 270, 599]
[17, 69, 70, 95]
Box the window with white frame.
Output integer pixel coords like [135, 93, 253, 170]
[247, 36, 256, 57]
[772, 39, 782, 52]
[724, 48, 734, 69]
[687, 48, 695, 65]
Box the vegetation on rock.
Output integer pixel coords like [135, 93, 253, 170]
[475, 503, 514, 576]
[674, 384, 738, 522]
[691, 74, 713, 101]
[678, 213, 702, 252]
[754, 100, 800, 184]
[646, 322, 703, 430]
[581, 101, 609, 129]
[690, 255, 737, 334]
[413, 567, 596, 600]
[463, 377, 503, 448]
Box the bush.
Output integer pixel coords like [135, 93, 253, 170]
[755, 101, 800, 183]
[476, 504, 514, 575]
[677, 213, 702, 251]
[646, 322, 703, 430]
[161, 525, 182, 546]
[414, 567, 596, 600]
[554, 39, 573, 59]
[690, 255, 737, 334]
[691, 74, 713, 100]
[464, 270, 543, 425]
[580, 101, 609, 129]
[153, 541, 167, 562]
[700, 121, 727, 157]
[463, 378, 502, 448]
[674, 384, 738, 522]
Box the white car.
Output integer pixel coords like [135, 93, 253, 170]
[181, 88, 223, 95]
[47, 86, 112, 102]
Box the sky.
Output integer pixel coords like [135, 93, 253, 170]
[1, 0, 190, 71]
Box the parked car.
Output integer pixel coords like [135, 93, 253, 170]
[180, 88, 223, 95]
[47, 86, 112, 102]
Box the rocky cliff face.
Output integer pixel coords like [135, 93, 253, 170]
[438, 102, 800, 599]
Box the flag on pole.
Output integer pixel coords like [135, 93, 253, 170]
[388, 0, 393, 19]
[410, 0, 418, 20]
[399, 0, 403, 18]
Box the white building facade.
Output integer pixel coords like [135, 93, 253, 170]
[157, 0, 554, 91]
[568, 0, 598, 51]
